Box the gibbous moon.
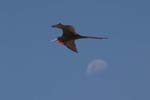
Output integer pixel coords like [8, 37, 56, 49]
[87, 59, 107, 74]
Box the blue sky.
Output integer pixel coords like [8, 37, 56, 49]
[0, 0, 150, 100]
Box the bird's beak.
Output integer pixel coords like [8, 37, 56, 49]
[51, 38, 58, 42]
[51, 25, 57, 28]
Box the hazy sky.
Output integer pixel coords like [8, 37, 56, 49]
[0, 0, 150, 100]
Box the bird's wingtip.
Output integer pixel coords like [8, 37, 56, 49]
[73, 50, 78, 53]
[75, 51, 78, 53]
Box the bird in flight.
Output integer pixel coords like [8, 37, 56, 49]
[51, 23, 108, 53]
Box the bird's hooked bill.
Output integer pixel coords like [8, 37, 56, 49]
[51, 38, 57, 42]
[51, 25, 56, 28]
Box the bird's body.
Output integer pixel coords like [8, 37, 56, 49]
[52, 23, 108, 53]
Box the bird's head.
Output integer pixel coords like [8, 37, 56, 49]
[51, 37, 64, 45]
[51, 23, 64, 29]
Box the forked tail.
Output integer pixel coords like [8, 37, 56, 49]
[81, 35, 108, 40]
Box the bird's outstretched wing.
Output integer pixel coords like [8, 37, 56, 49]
[65, 40, 78, 53]
[52, 23, 77, 36]
[62, 25, 78, 38]
[64, 25, 76, 33]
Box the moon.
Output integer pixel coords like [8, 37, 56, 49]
[87, 59, 107, 74]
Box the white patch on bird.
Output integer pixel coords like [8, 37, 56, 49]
[87, 59, 107, 75]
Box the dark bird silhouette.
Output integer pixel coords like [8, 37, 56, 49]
[52, 23, 108, 53]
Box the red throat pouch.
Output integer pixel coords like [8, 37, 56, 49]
[57, 40, 64, 45]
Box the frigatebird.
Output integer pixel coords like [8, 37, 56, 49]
[52, 23, 108, 53]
